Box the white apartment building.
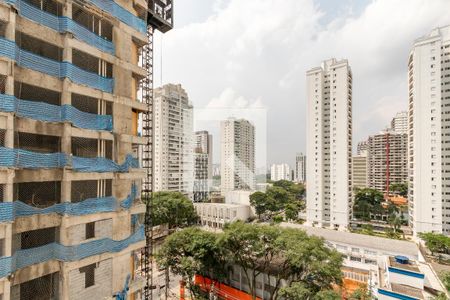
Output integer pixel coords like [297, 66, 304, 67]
[409, 26, 450, 235]
[193, 130, 212, 202]
[391, 111, 408, 134]
[220, 118, 255, 194]
[295, 153, 306, 183]
[153, 84, 194, 198]
[270, 163, 291, 181]
[306, 58, 353, 230]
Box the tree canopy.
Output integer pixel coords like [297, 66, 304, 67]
[389, 183, 408, 197]
[419, 232, 450, 255]
[149, 191, 198, 229]
[156, 222, 342, 300]
[250, 180, 305, 221]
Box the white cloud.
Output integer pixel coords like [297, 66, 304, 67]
[206, 88, 265, 109]
[155, 0, 450, 166]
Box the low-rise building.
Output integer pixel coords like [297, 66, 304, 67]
[376, 256, 446, 299]
[194, 202, 251, 229]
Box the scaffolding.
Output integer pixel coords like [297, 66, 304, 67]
[142, 1, 173, 300]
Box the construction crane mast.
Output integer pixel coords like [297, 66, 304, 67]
[142, 1, 173, 299]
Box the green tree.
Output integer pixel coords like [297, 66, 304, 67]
[353, 188, 384, 221]
[156, 227, 226, 299]
[218, 222, 282, 299]
[249, 181, 305, 222]
[440, 271, 450, 292]
[419, 232, 450, 255]
[390, 183, 408, 197]
[150, 192, 198, 229]
[219, 222, 343, 300]
[349, 285, 370, 300]
[249, 191, 270, 220]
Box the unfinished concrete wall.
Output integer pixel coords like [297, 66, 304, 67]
[65, 218, 113, 246]
[68, 259, 112, 300]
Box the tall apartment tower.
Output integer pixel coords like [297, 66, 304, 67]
[295, 153, 306, 183]
[306, 58, 353, 230]
[270, 163, 291, 181]
[367, 130, 407, 194]
[0, 0, 174, 298]
[409, 26, 450, 235]
[220, 118, 255, 194]
[153, 84, 194, 198]
[194, 131, 212, 202]
[391, 111, 408, 134]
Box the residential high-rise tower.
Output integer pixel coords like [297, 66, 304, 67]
[295, 153, 306, 183]
[153, 84, 194, 198]
[220, 118, 255, 194]
[270, 163, 291, 181]
[194, 131, 212, 202]
[306, 58, 353, 230]
[408, 26, 450, 235]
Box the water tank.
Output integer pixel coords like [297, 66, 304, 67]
[394, 255, 409, 264]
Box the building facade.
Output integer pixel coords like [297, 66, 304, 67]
[220, 118, 255, 194]
[193, 131, 212, 202]
[391, 111, 408, 134]
[306, 58, 353, 230]
[367, 130, 407, 194]
[409, 26, 450, 235]
[270, 163, 291, 181]
[295, 153, 306, 183]
[0, 0, 167, 298]
[352, 155, 368, 189]
[153, 83, 194, 198]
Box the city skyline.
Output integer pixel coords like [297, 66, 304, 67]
[153, 0, 450, 167]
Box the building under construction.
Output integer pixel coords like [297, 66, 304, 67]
[0, 0, 172, 299]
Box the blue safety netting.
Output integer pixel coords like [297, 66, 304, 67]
[15, 0, 115, 54]
[115, 274, 131, 300]
[0, 147, 139, 172]
[5, 0, 145, 34]
[0, 37, 15, 60]
[0, 147, 68, 169]
[0, 184, 137, 222]
[0, 94, 113, 131]
[90, 0, 146, 34]
[72, 155, 139, 173]
[0, 226, 144, 278]
[120, 184, 138, 209]
[0, 37, 113, 93]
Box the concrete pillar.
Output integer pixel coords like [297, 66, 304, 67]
[58, 262, 70, 300]
[4, 10, 15, 41]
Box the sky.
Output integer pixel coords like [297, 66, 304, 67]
[153, 0, 450, 169]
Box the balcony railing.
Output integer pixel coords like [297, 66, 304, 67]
[0, 94, 113, 131]
[0, 37, 113, 93]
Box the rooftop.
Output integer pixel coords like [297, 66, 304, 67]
[388, 256, 421, 273]
[281, 223, 419, 258]
[390, 283, 424, 299]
